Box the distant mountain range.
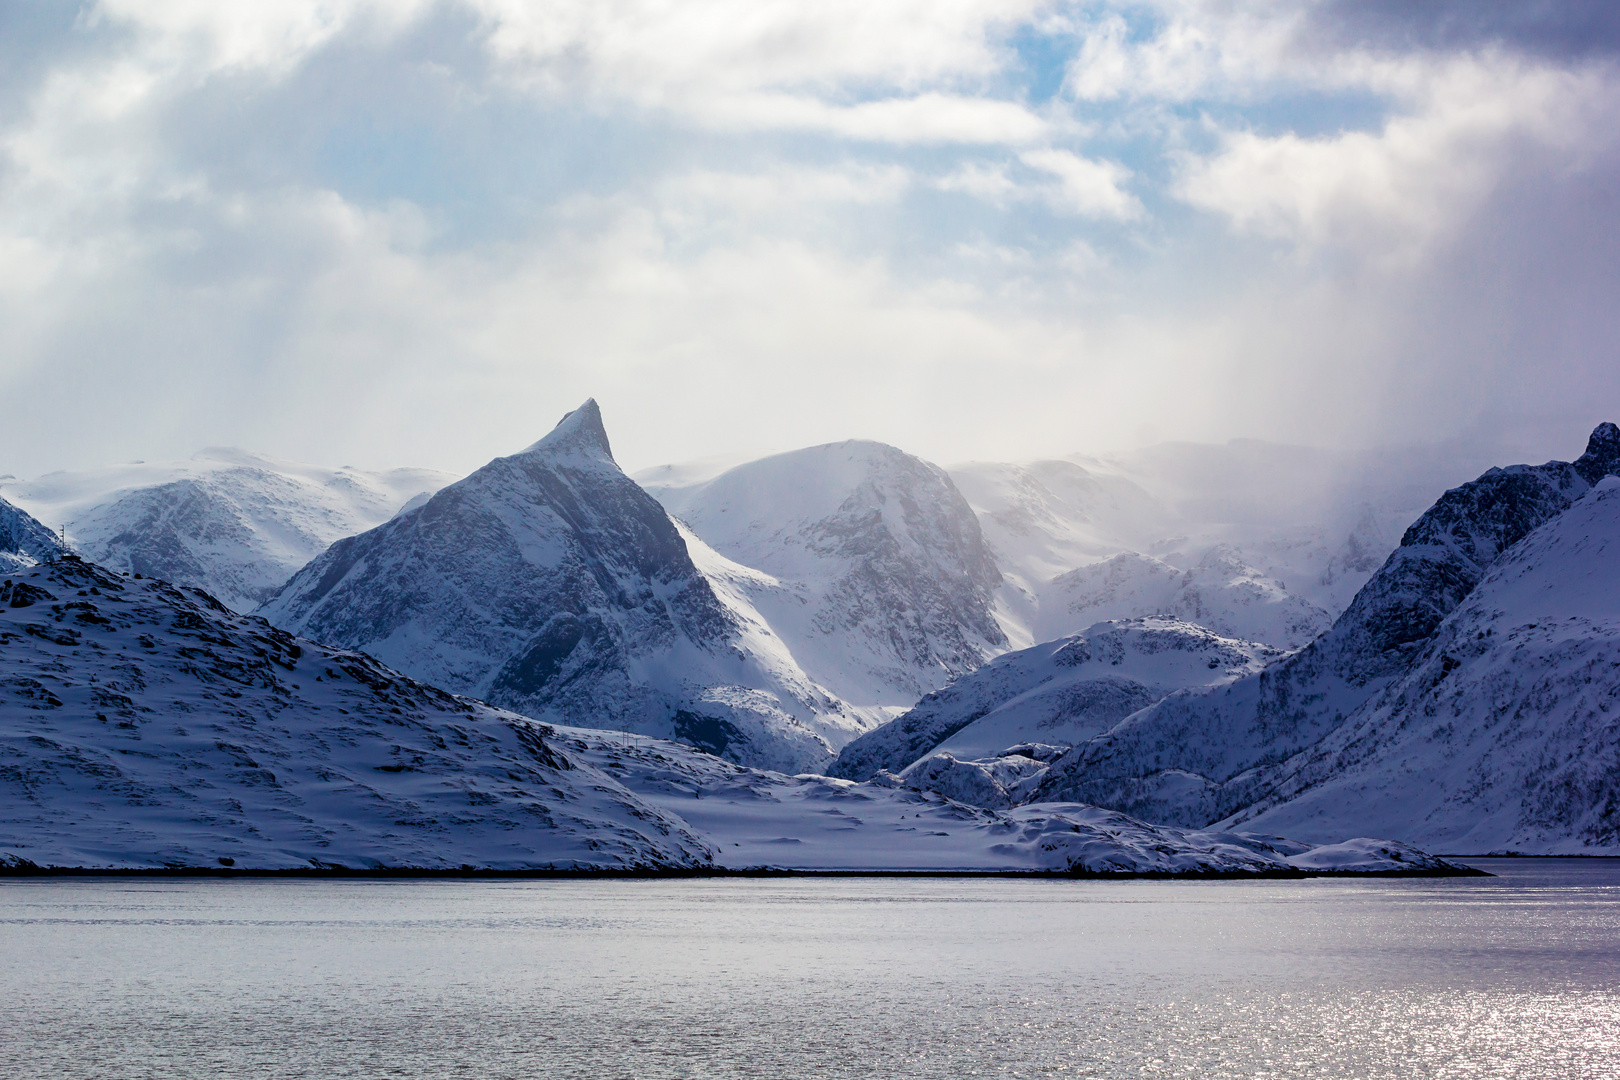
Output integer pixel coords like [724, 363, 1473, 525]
[5, 408, 1617, 856]
[844, 424, 1620, 855]
[0, 545, 1452, 875]
[2, 449, 455, 611]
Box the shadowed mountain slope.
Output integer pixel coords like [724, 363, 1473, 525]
[1030, 423, 1620, 836]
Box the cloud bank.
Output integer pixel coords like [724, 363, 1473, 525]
[1, 0, 1617, 477]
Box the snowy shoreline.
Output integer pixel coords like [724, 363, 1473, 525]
[0, 862, 1490, 879]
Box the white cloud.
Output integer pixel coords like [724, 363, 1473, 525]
[3, 0, 1619, 484]
[1020, 148, 1140, 219]
[87, 0, 1050, 143]
[1176, 57, 1615, 258]
[935, 150, 1139, 219]
[470, 0, 1034, 94]
[697, 91, 1048, 144]
[937, 160, 1017, 201]
[90, 0, 431, 78]
[1063, 2, 1310, 103]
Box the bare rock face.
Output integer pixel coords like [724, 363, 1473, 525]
[260, 401, 842, 773]
[1030, 423, 1620, 841]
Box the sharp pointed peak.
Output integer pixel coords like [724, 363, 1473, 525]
[524, 398, 615, 462]
[1575, 421, 1620, 485]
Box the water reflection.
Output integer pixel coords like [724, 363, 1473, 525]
[2, 859, 1617, 1078]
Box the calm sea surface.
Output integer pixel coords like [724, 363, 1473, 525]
[2, 860, 1618, 1079]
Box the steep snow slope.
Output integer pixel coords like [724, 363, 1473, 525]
[1223, 476, 1620, 853]
[1031, 423, 1620, 829]
[0, 497, 65, 571]
[260, 402, 858, 774]
[0, 556, 713, 870]
[4, 449, 456, 611]
[641, 441, 1007, 711]
[829, 618, 1280, 784]
[0, 557, 1460, 875]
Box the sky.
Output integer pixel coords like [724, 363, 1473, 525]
[2, 0, 1619, 478]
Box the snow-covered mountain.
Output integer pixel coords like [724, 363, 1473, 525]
[946, 458, 1171, 593]
[645, 440, 1443, 667]
[1046, 548, 1330, 649]
[830, 618, 1281, 785]
[0, 555, 713, 870]
[0, 496, 65, 571]
[639, 440, 1008, 711]
[260, 401, 863, 773]
[0, 554, 1460, 875]
[1223, 474, 1620, 853]
[2, 449, 456, 612]
[1028, 423, 1620, 851]
[1068, 438, 1487, 617]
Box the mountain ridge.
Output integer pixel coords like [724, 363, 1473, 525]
[1026, 423, 1620, 845]
[260, 402, 862, 772]
[0, 554, 1461, 875]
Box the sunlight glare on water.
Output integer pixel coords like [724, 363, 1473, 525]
[2, 859, 1618, 1078]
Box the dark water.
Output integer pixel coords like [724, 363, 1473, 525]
[3, 860, 1618, 1078]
